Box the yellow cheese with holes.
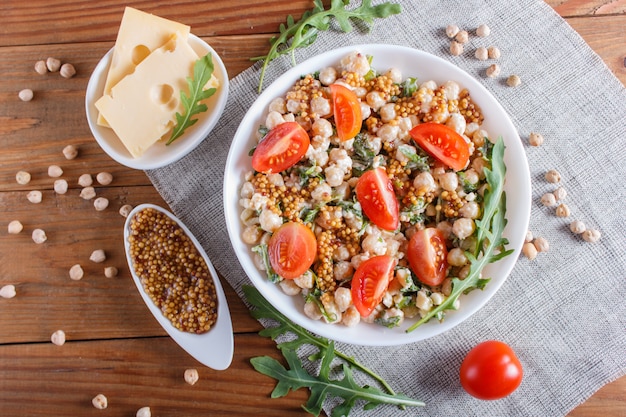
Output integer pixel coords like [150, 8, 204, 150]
[97, 7, 190, 126]
[95, 35, 211, 158]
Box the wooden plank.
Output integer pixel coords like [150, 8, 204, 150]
[545, 0, 626, 16]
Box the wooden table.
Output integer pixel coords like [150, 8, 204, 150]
[1, 1, 624, 415]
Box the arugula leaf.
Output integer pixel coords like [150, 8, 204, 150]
[400, 76, 419, 97]
[406, 137, 513, 332]
[167, 54, 217, 145]
[398, 144, 429, 172]
[251, 0, 402, 92]
[251, 244, 280, 283]
[351, 133, 376, 176]
[243, 285, 426, 415]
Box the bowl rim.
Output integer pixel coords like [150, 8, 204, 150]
[224, 43, 531, 346]
[85, 34, 229, 170]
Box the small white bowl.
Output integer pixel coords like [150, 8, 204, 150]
[124, 203, 233, 370]
[224, 44, 531, 346]
[85, 35, 229, 170]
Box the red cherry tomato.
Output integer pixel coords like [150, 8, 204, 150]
[251, 122, 310, 174]
[460, 340, 524, 400]
[409, 122, 470, 171]
[355, 168, 399, 231]
[268, 222, 317, 279]
[351, 255, 397, 317]
[330, 84, 362, 141]
[407, 228, 448, 286]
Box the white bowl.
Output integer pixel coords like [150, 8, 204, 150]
[124, 204, 233, 369]
[224, 44, 531, 346]
[85, 34, 229, 170]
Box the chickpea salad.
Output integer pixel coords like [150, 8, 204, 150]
[238, 51, 510, 331]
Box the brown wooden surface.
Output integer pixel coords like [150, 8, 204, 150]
[0, 1, 624, 416]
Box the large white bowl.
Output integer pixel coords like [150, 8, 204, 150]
[224, 44, 531, 346]
[85, 34, 229, 170]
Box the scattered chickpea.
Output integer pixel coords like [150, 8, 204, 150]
[51, 330, 66, 346]
[8, 220, 24, 234]
[455, 30, 469, 44]
[506, 74, 521, 87]
[104, 266, 118, 278]
[487, 46, 501, 59]
[92, 394, 108, 410]
[534, 236, 549, 252]
[80, 186, 96, 200]
[27, 190, 43, 204]
[48, 165, 63, 178]
[94, 197, 109, 211]
[446, 24, 460, 38]
[485, 63, 501, 78]
[555, 203, 570, 217]
[476, 24, 491, 37]
[34, 60, 48, 74]
[32, 228, 47, 244]
[119, 204, 133, 218]
[69, 264, 84, 281]
[60, 63, 76, 79]
[136, 407, 151, 417]
[553, 187, 567, 201]
[90, 249, 106, 263]
[582, 229, 601, 243]
[450, 41, 464, 56]
[19, 89, 34, 102]
[529, 132, 544, 146]
[78, 174, 93, 187]
[541, 192, 557, 207]
[54, 179, 68, 195]
[0, 284, 17, 299]
[475, 47, 488, 61]
[545, 169, 561, 183]
[46, 57, 61, 72]
[525, 230, 534, 243]
[16, 170, 31, 185]
[96, 172, 113, 185]
[522, 242, 537, 260]
[184, 368, 199, 385]
[63, 145, 78, 160]
[569, 220, 586, 234]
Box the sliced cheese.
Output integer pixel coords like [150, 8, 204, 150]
[95, 35, 201, 158]
[97, 7, 190, 126]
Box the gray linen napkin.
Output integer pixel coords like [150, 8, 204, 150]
[147, 0, 626, 415]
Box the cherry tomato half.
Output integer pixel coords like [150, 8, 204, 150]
[407, 227, 448, 286]
[409, 122, 470, 171]
[355, 168, 399, 231]
[251, 122, 310, 174]
[268, 222, 317, 279]
[460, 340, 524, 400]
[351, 255, 397, 317]
[330, 84, 362, 141]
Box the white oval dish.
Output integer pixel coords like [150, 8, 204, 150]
[86, 34, 229, 170]
[224, 44, 531, 346]
[124, 203, 233, 369]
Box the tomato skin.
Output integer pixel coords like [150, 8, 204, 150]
[407, 228, 448, 286]
[355, 168, 399, 231]
[460, 340, 524, 400]
[268, 222, 317, 279]
[409, 122, 470, 171]
[251, 122, 310, 174]
[330, 84, 362, 141]
[351, 255, 397, 317]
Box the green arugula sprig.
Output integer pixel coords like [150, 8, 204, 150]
[244, 285, 425, 416]
[251, 0, 402, 92]
[167, 53, 217, 145]
[406, 137, 513, 332]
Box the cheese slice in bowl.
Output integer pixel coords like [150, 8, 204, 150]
[97, 7, 191, 127]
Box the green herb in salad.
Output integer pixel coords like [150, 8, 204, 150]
[167, 54, 217, 145]
[244, 285, 425, 415]
[251, 0, 402, 92]
[251, 243, 280, 283]
[406, 137, 513, 332]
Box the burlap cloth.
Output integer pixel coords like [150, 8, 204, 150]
[146, 0, 626, 415]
